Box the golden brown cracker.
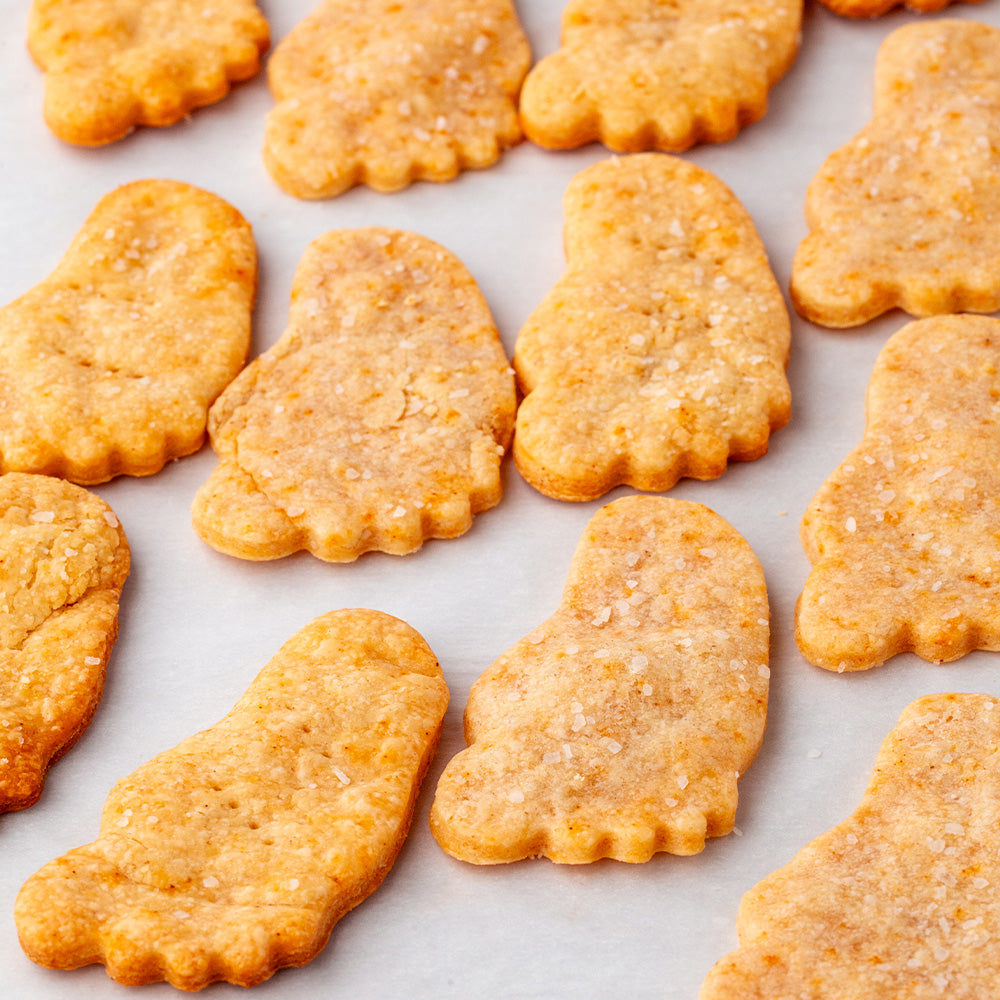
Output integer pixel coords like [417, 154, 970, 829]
[791, 19, 1000, 328]
[28, 0, 269, 146]
[263, 0, 531, 199]
[513, 153, 791, 502]
[797, 314, 1000, 671]
[701, 692, 1000, 999]
[519, 0, 802, 153]
[192, 227, 515, 562]
[0, 179, 255, 485]
[0, 473, 129, 813]
[14, 608, 449, 991]
[819, 0, 986, 16]
[430, 495, 769, 865]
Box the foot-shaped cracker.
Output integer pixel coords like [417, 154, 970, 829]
[0, 180, 255, 485]
[701, 693, 1000, 999]
[513, 154, 791, 502]
[791, 20, 1000, 328]
[28, 0, 269, 145]
[263, 0, 530, 199]
[519, 0, 802, 153]
[819, 0, 985, 16]
[15, 609, 448, 990]
[430, 496, 769, 864]
[192, 227, 515, 562]
[797, 315, 1000, 671]
[0, 473, 129, 813]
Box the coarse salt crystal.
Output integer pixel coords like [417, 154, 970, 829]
[30, 511, 54, 523]
[508, 788, 525, 803]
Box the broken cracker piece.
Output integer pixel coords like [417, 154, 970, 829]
[519, 0, 802, 153]
[0, 472, 129, 814]
[28, 0, 269, 146]
[700, 692, 1000, 999]
[791, 19, 1000, 328]
[15, 608, 449, 991]
[0, 179, 256, 485]
[191, 227, 515, 562]
[430, 495, 769, 864]
[263, 0, 531, 199]
[796, 314, 1000, 671]
[513, 153, 791, 502]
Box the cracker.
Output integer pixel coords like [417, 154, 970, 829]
[430, 495, 769, 865]
[27, 0, 269, 146]
[512, 153, 791, 502]
[14, 608, 449, 990]
[519, 0, 802, 153]
[262, 0, 531, 199]
[0, 179, 255, 485]
[700, 692, 1000, 999]
[819, 0, 986, 16]
[796, 314, 1000, 671]
[0, 473, 129, 814]
[790, 19, 1000, 328]
[192, 227, 515, 562]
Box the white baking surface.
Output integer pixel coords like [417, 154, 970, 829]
[1, 1, 999, 996]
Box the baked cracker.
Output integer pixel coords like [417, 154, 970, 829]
[0, 179, 256, 485]
[791, 19, 1000, 328]
[519, 0, 802, 152]
[513, 153, 791, 502]
[430, 495, 769, 864]
[797, 314, 1000, 671]
[28, 0, 269, 145]
[15, 608, 448, 990]
[0, 472, 129, 813]
[701, 693, 1000, 999]
[819, 0, 986, 17]
[263, 0, 531, 199]
[192, 227, 515, 562]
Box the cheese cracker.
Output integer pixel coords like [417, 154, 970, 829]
[0, 473, 129, 814]
[791, 19, 1000, 328]
[701, 693, 1000, 999]
[513, 153, 791, 502]
[192, 227, 515, 561]
[263, 0, 531, 199]
[819, 0, 986, 16]
[28, 0, 269, 145]
[520, 0, 802, 153]
[797, 314, 1000, 671]
[0, 180, 255, 485]
[431, 495, 769, 864]
[15, 609, 448, 990]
